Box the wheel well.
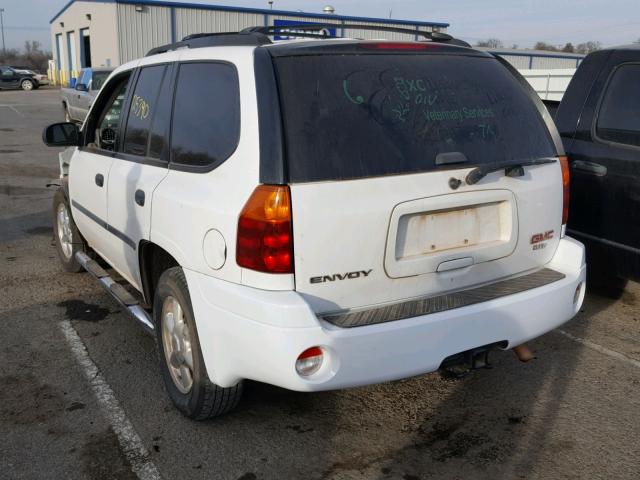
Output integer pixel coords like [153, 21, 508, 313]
[139, 242, 179, 307]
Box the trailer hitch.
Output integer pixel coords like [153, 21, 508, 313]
[439, 341, 506, 378]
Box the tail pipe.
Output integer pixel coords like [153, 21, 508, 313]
[512, 343, 536, 362]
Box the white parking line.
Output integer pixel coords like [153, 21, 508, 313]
[59, 320, 162, 480]
[0, 105, 25, 117]
[557, 329, 640, 368]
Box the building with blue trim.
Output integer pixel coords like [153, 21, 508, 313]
[49, 0, 449, 84]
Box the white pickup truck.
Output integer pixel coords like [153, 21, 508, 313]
[42, 26, 586, 420]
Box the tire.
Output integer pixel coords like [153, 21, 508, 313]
[63, 104, 71, 122]
[154, 267, 242, 419]
[21, 79, 34, 91]
[52, 189, 84, 273]
[588, 267, 627, 299]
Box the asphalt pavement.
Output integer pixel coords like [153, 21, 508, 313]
[1, 88, 639, 480]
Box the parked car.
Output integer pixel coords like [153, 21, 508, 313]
[550, 45, 640, 296]
[61, 67, 113, 123]
[0, 66, 39, 90]
[11, 66, 49, 85]
[42, 26, 586, 420]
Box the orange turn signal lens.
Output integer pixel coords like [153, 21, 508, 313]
[237, 185, 293, 274]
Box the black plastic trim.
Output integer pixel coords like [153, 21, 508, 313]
[254, 48, 286, 184]
[71, 200, 136, 250]
[321, 268, 566, 328]
[147, 32, 271, 56]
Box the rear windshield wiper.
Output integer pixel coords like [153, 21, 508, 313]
[465, 158, 557, 185]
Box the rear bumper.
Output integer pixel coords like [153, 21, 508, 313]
[186, 237, 586, 391]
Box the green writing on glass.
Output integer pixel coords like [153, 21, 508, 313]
[343, 79, 364, 105]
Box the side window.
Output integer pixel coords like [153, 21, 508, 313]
[596, 64, 640, 148]
[122, 65, 167, 157]
[148, 65, 174, 161]
[85, 73, 131, 151]
[170, 62, 240, 168]
[1, 67, 13, 76]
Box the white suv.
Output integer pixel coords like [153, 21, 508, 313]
[43, 27, 586, 420]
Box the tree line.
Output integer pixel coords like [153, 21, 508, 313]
[0, 41, 51, 73]
[475, 38, 607, 54]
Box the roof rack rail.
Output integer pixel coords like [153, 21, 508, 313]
[146, 32, 272, 56]
[145, 23, 469, 56]
[241, 23, 470, 46]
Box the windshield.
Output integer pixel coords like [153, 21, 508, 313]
[274, 54, 556, 182]
[92, 71, 111, 91]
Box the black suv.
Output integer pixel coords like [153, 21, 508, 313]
[0, 66, 39, 91]
[553, 45, 640, 295]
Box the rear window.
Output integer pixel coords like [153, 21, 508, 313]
[274, 54, 556, 182]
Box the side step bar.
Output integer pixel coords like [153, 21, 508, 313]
[75, 251, 155, 334]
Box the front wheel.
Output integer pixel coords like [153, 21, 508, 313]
[154, 267, 242, 419]
[63, 104, 71, 122]
[21, 79, 34, 91]
[52, 189, 84, 273]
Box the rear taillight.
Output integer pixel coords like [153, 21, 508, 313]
[236, 185, 293, 274]
[559, 155, 570, 231]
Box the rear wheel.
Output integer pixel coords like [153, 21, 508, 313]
[52, 189, 84, 273]
[587, 254, 627, 299]
[154, 267, 242, 419]
[21, 79, 34, 91]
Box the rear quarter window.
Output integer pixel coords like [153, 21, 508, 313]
[596, 63, 640, 148]
[274, 53, 556, 182]
[170, 62, 240, 170]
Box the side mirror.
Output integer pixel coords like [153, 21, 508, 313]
[42, 122, 81, 147]
[75, 83, 88, 92]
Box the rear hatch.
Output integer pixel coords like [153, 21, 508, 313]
[270, 44, 562, 314]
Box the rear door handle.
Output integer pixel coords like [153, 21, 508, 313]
[135, 189, 145, 206]
[571, 160, 607, 176]
[95, 173, 104, 187]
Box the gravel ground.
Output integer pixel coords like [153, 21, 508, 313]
[1, 88, 639, 480]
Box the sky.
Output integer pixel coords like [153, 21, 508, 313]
[0, 0, 638, 52]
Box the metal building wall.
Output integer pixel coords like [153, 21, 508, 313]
[175, 8, 263, 39]
[117, 3, 172, 63]
[175, 10, 436, 41]
[116, 3, 448, 64]
[492, 52, 583, 70]
[497, 55, 531, 69]
[531, 56, 581, 69]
